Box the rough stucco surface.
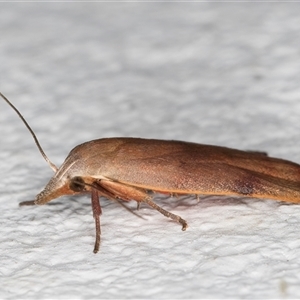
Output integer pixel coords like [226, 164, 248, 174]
[1, 3, 300, 299]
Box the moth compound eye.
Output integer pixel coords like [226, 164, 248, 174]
[69, 176, 86, 192]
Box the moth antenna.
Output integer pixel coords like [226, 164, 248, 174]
[0, 92, 58, 172]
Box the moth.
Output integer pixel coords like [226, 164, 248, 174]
[1, 92, 300, 253]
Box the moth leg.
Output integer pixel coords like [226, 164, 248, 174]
[19, 189, 102, 253]
[98, 180, 188, 230]
[19, 200, 36, 206]
[91, 187, 102, 254]
[142, 197, 188, 231]
[246, 150, 268, 156]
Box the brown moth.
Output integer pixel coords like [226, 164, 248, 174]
[1, 92, 300, 253]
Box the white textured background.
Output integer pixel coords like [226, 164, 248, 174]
[1, 3, 300, 299]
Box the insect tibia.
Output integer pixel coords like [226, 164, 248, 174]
[143, 197, 188, 231]
[91, 188, 101, 253]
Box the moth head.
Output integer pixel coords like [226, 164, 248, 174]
[34, 176, 84, 205]
[33, 155, 92, 205]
